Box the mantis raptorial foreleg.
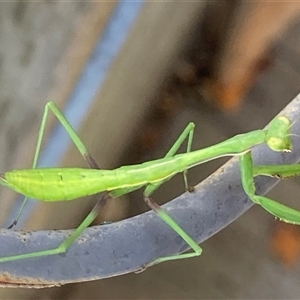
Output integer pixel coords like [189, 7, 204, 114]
[253, 164, 300, 178]
[240, 153, 300, 224]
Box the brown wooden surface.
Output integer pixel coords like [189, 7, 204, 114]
[203, 2, 300, 109]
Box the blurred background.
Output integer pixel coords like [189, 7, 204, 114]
[0, 1, 300, 298]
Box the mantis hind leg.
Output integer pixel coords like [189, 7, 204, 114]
[239, 152, 300, 224]
[0, 101, 111, 262]
[8, 101, 101, 228]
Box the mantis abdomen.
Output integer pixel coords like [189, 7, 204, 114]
[1, 157, 184, 201]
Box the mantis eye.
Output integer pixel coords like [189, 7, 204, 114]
[266, 116, 292, 152]
[267, 137, 292, 152]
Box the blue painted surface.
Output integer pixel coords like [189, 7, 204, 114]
[5, 1, 144, 227]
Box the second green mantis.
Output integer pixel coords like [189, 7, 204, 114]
[0, 101, 299, 267]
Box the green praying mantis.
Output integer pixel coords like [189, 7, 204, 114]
[0, 100, 300, 267]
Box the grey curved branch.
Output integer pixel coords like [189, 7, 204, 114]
[1, 94, 300, 288]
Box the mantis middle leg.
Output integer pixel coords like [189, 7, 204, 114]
[111, 122, 202, 268]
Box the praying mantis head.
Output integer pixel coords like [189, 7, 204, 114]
[266, 116, 292, 152]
